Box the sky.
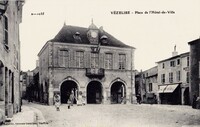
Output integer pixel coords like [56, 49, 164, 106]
[20, 0, 200, 71]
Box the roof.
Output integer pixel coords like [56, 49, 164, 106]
[188, 38, 200, 45]
[156, 52, 189, 63]
[143, 66, 158, 77]
[49, 24, 134, 48]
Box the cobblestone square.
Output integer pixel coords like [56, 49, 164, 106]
[28, 103, 200, 127]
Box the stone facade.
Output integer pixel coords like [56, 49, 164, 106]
[157, 52, 189, 105]
[38, 23, 136, 105]
[0, 0, 24, 122]
[188, 38, 200, 107]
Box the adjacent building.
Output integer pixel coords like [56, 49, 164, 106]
[38, 22, 136, 105]
[188, 38, 200, 107]
[157, 49, 190, 105]
[142, 66, 158, 104]
[20, 64, 39, 103]
[0, 0, 24, 122]
[135, 66, 158, 104]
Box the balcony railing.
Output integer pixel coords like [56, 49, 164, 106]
[86, 68, 105, 78]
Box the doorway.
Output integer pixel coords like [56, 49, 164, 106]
[87, 81, 102, 104]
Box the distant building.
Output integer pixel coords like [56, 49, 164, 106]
[38, 22, 136, 105]
[188, 38, 200, 107]
[32, 65, 39, 102]
[142, 66, 158, 104]
[21, 65, 39, 102]
[135, 70, 143, 101]
[135, 66, 158, 104]
[20, 71, 27, 99]
[0, 0, 24, 122]
[157, 49, 189, 105]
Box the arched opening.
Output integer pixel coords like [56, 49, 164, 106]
[111, 81, 126, 104]
[184, 87, 190, 105]
[60, 80, 78, 104]
[87, 81, 102, 104]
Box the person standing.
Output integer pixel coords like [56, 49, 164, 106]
[192, 95, 197, 109]
[136, 94, 141, 104]
[54, 93, 61, 111]
[68, 90, 74, 109]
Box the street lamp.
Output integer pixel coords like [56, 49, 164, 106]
[0, 1, 8, 16]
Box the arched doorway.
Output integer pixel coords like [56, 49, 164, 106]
[184, 87, 190, 105]
[87, 81, 102, 104]
[111, 81, 126, 104]
[60, 80, 78, 104]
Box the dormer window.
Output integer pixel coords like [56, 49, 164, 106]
[100, 35, 108, 45]
[73, 32, 82, 43]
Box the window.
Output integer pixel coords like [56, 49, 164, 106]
[176, 71, 181, 82]
[187, 57, 189, 67]
[186, 72, 189, 83]
[119, 54, 126, 70]
[76, 51, 84, 68]
[91, 53, 99, 68]
[170, 61, 175, 67]
[59, 50, 69, 67]
[169, 72, 173, 83]
[177, 59, 180, 65]
[105, 53, 113, 69]
[162, 63, 165, 69]
[161, 74, 165, 84]
[3, 16, 8, 49]
[149, 83, 153, 92]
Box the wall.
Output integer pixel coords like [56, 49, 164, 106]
[0, 0, 24, 120]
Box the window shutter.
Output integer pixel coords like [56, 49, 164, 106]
[85, 52, 90, 68]
[99, 53, 104, 68]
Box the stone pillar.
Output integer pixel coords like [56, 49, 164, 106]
[181, 87, 185, 105]
[102, 87, 107, 104]
[5, 68, 8, 117]
[131, 48, 137, 104]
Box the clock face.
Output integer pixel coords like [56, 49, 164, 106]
[91, 31, 97, 38]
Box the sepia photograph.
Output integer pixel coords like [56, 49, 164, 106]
[0, 0, 200, 127]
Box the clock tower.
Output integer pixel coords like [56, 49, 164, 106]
[87, 20, 99, 45]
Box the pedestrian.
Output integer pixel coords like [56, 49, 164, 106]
[54, 93, 61, 111]
[192, 94, 197, 109]
[68, 90, 74, 109]
[196, 96, 200, 109]
[136, 94, 141, 104]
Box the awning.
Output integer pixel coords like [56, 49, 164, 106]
[158, 84, 179, 93]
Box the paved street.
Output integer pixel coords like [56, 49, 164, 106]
[25, 103, 200, 127]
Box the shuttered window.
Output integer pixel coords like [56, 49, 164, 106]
[76, 51, 84, 68]
[91, 53, 99, 68]
[119, 54, 126, 70]
[105, 53, 113, 69]
[59, 50, 69, 67]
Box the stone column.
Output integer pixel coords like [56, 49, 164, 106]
[181, 87, 185, 105]
[5, 68, 9, 117]
[102, 87, 107, 104]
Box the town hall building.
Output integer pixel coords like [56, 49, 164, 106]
[38, 22, 136, 105]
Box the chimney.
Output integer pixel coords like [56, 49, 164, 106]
[99, 26, 104, 33]
[172, 45, 178, 57]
